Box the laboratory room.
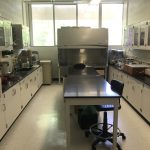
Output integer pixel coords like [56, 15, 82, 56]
[0, 0, 150, 150]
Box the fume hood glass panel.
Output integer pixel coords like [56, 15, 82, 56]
[133, 27, 139, 46]
[78, 4, 99, 28]
[31, 4, 54, 46]
[0, 20, 5, 47]
[140, 27, 145, 46]
[148, 26, 150, 45]
[54, 5, 76, 45]
[4, 20, 13, 49]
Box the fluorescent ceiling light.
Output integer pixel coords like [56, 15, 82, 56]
[90, 0, 101, 4]
[73, 0, 91, 4]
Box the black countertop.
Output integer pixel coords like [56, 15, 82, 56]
[2, 66, 40, 93]
[110, 65, 150, 86]
[68, 67, 99, 76]
[64, 75, 120, 98]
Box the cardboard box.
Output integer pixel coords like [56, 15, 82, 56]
[123, 64, 148, 76]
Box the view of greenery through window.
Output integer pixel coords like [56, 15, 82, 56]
[31, 4, 54, 46]
[102, 4, 123, 45]
[78, 4, 99, 28]
[31, 3, 123, 46]
[55, 5, 76, 45]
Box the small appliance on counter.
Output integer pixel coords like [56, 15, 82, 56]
[145, 68, 150, 76]
[109, 49, 124, 66]
[31, 51, 40, 66]
[0, 50, 14, 75]
[17, 49, 32, 70]
[123, 64, 149, 76]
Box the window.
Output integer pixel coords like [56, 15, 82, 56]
[102, 4, 123, 45]
[54, 5, 76, 44]
[78, 4, 99, 28]
[31, 4, 54, 46]
[29, 3, 123, 46]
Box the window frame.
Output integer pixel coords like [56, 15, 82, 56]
[28, 2, 123, 47]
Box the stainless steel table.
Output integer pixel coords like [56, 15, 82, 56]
[63, 74, 120, 150]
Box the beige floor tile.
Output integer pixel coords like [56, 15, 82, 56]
[0, 84, 149, 150]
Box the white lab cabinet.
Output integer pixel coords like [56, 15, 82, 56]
[0, 79, 6, 139]
[20, 76, 30, 108]
[0, 99, 6, 139]
[0, 66, 43, 140]
[3, 83, 21, 129]
[36, 66, 43, 88]
[142, 84, 150, 122]
[109, 66, 150, 122]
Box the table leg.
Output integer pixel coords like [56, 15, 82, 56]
[65, 103, 70, 150]
[113, 104, 118, 150]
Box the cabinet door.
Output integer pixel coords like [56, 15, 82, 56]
[142, 84, 150, 122]
[20, 77, 31, 108]
[28, 71, 37, 97]
[0, 79, 6, 139]
[3, 84, 21, 128]
[38, 66, 43, 87]
[0, 99, 6, 139]
[130, 78, 143, 112]
[122, 74, 130, 100]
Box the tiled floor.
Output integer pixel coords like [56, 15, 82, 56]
[0, 84, 150, 150]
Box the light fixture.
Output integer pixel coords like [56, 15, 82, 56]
[90, 0, 101, 4]
[73, 0, 91, 4]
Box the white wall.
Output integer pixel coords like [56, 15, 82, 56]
[127, 0, 150, 25]
[124, 0, 150, 62]
[0, 0, 23, 23]
[30, 46, 58, 78]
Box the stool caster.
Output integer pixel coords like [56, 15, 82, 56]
[85, 131, 90, 137]
[92, 146, 96, 150]
[120, 133, 126, 140]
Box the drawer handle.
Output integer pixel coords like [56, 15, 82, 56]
[12, 89, 16, 96]
[26, 83, 28, 89]
[3, 104, 6, 112]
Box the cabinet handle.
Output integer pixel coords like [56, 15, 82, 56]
[12, 89, 16, 96]
[3, 104, 6, 112]
[132, 86, 134, 91]
[26, 83, 28, 89]
[21, 105, 23, 109]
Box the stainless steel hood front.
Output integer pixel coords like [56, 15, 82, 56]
[57, 27, 108, 68]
